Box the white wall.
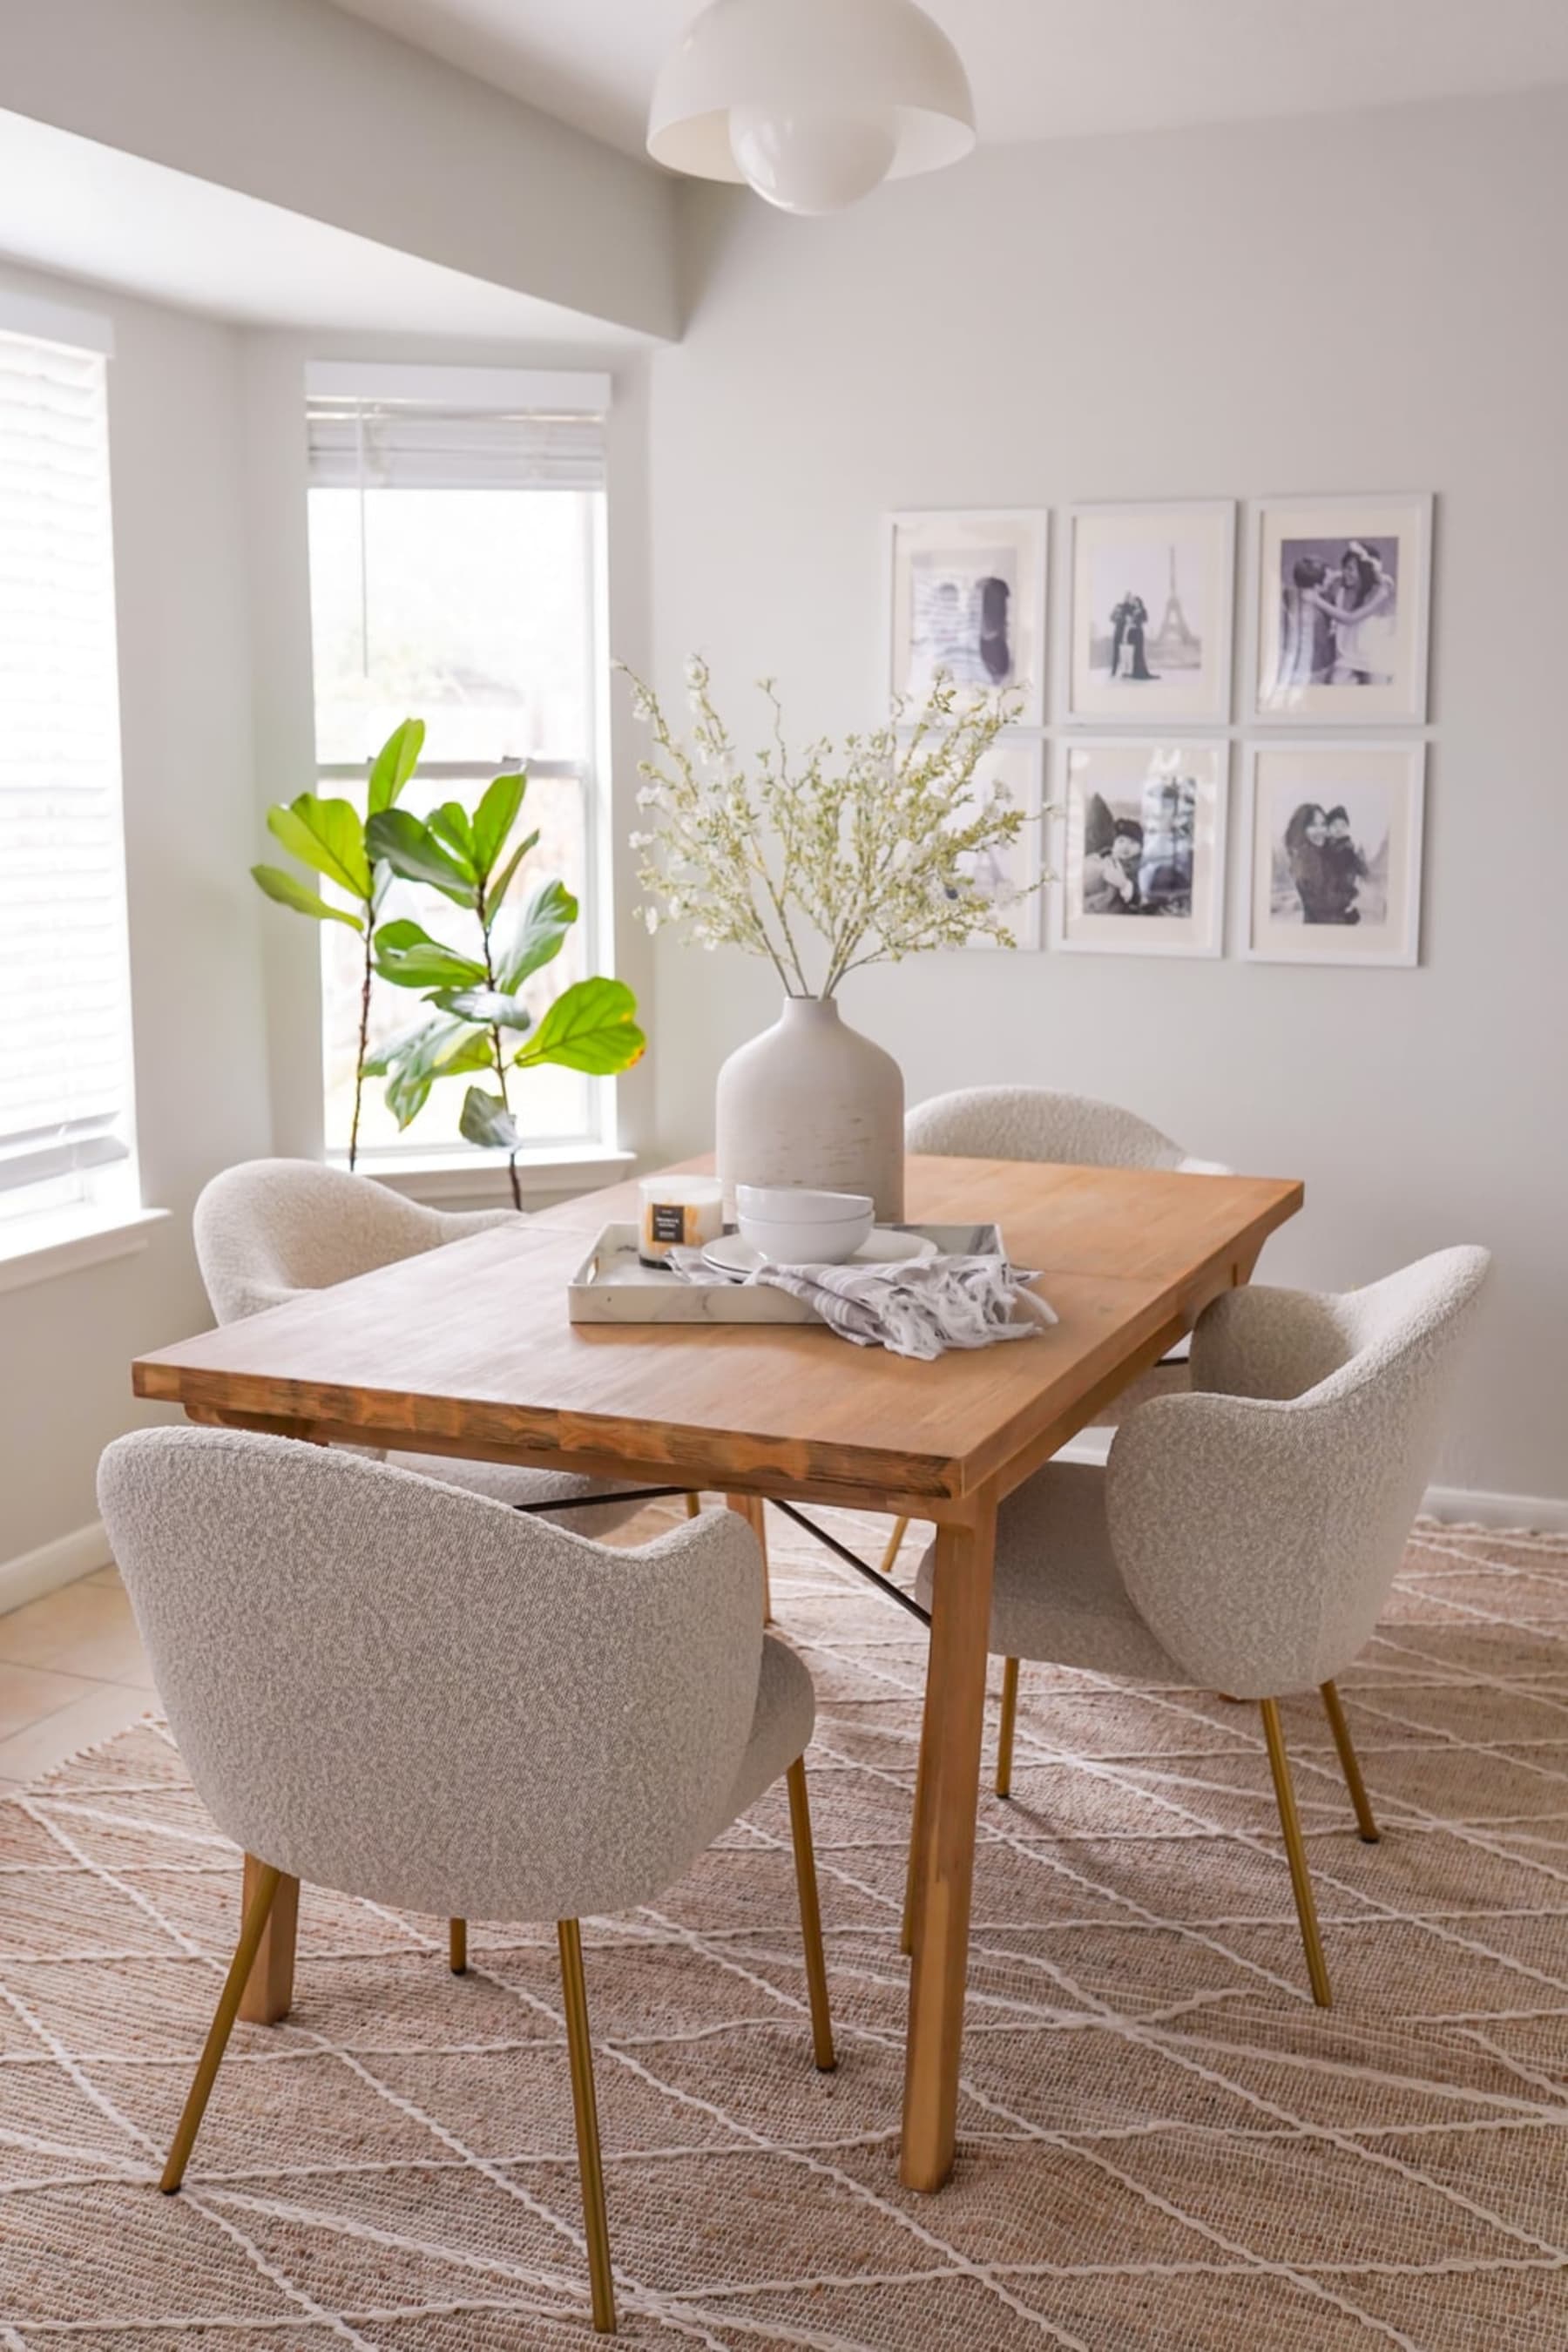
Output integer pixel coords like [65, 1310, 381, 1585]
[0, 0, 677, 339]
[647, 88, 1568, 1505]
[0, 260, 267, 1565]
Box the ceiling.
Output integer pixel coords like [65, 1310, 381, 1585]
[328, 0, 1568, 159]
[0, 109, 648, 341]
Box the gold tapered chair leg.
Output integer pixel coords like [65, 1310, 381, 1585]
[558, 1920, 616, 2335]
[160, 1862, 282, 2193]
[996, 1657, 1020, 1798]
[878, 1516, 909, 1578]
[684, 1491, 701, 1518]
[1320, 1680, 1380, 1843]
[449, 1918, 469, 1974]
[785, 1757, 836, 2071]
[1259, 1699, 1332, 2008]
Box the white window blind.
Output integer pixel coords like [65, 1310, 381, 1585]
[0, 328, 132, 1199]
[306, 400, 606, 493]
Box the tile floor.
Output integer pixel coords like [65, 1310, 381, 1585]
[0, 1562, 154, 1789]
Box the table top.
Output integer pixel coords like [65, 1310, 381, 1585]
[133, 1155, 1301, 1517]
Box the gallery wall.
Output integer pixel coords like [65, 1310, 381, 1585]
[646, 85, 1568, 1506]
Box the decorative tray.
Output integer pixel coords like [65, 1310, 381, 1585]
[566, 1222, 1004, 1326]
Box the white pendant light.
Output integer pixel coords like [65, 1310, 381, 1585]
[648, 0, 975, 218]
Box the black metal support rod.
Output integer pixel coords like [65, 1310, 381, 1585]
[512, 1485, 689, 1515]
[769, 1498, 931, 1627]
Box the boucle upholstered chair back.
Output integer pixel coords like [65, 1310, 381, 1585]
[904, 1085, 1228, 1174]
[1104, 1247, 1492, 1697]
[193, 1158, 516, 1324]
[98, 1428, 767, 1923]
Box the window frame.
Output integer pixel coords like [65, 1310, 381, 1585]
[303, 362, 617, 1176]
[0, 294, 142, 1246]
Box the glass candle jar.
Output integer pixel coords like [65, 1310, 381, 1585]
[638, 1173, 724, 1267]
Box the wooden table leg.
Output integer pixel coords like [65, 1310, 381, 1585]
[900, 1497, 997, 2192]
[726, 1493, 773, 1625]
[238, 1853, 299, 2024]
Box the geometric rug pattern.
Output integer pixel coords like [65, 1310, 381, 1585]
[3, 1508, 1568, 2348]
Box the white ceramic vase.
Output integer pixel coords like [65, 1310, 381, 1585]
[715, 996, 905, 1220]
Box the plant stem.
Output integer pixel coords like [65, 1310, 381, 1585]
[348, 918, 374, 1172]
[480, 900, 522, 1212]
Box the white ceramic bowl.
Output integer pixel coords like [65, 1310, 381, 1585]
[735, 1184, 874, 1225]
[736, 1201, 875, 1265]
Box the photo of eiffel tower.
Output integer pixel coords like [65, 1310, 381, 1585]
[1147, 543, 1201, 671]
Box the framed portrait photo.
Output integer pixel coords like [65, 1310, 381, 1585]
[1051, 737, 1228, 957]
[1066, 500, 1234, 725]
[1253, 493, 1432, 724]
[885, 508, 1048, 722]
[950, 740, 1044, 950]
[1242, 741, 1425, 965]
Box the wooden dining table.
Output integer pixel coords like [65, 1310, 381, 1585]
[132, 1151, 1301, 2193]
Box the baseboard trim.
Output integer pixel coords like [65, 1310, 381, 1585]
[1421, 1484, 1568, 1536]
[1056, 1434, 1567, 1535]
[0, 1520, 112, 1615]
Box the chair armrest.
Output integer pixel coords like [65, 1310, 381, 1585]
[1105, 1392, 1337, 1696]
[1190, 1282, 1355, 1401]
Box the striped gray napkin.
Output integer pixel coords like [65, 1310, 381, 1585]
[671, 1246, 1056, 1361]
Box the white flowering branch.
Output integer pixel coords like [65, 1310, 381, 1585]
[621, 658, 1044, 999]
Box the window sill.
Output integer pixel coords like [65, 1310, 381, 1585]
[336, 1144, 635, 1211]
[0, 1204, 169, 1296]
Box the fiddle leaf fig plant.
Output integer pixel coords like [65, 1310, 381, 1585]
[253, 717, 645, 1200]
[251, 717, 425, 1166]
[365, 768, 645, 1209]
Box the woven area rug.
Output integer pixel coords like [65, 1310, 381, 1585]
[4, 1508, 1568, 2349]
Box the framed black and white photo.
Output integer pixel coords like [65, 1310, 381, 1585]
[1243, 741, 1425, 964]
[1051, 738, 1227, 957]
[1253, 494, 1432, 724]
[885, 508, 1047, 721]
[948, 740, 1044, 950]
[1066, 501, 1234, 726]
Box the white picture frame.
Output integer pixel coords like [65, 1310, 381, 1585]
[1050, 737, 1228, 958]
[884, 508, 1048, 723]
[1065, 500, 1234, 727]
[1252, 492, 1432, 725]
[955, 739, 1044, 950]
[1242, 740, 1426, 965]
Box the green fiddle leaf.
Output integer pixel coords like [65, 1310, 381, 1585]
[432, 986, 535, 1031]
[251, 863, 363, 931]
[372, 919, 487, 991]
[366, 808, 477, 907]
[472, 771, 526, 879]
[486, 828, 540, 913]
[366, 717, 425, 815]
[429, 801, 476, 865]
[460, 1086, 523, 1152]
[266, 795, 371, 900]
[513, 977, 645, 1076]
[498, 877, 578, 990]
[369, 1017, 493, 1127]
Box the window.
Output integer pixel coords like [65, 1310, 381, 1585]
[0, 309, 135, 1225]
[304, 364, 611, 1163]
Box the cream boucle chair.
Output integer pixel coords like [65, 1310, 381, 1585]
[911, 1246, 1491, 2006]
[881, 1087, 1231, 1576]
[98, 1428, 835, 2338]
[903, 1084, 1230, 1176]
[193, 1158, 652, 1531]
